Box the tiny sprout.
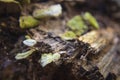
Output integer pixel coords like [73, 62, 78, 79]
[83, 12, 99, 29]
[33, 4, 62, 19]
[39, 53, 61, 67]
[15, 49, 36, 60]
[23, 39, 37, 47]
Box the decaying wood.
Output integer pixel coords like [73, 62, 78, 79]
[14, 26, 114, 80]
[67, 28, 115, 80]
[5, 4, 119, 79]
[4, 17, 119, 80]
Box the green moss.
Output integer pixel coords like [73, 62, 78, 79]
[19, 16, 39, 29]
[67, 15, 88, 35]
[61, 31, 77, 40]
[83, 12, 99, 29]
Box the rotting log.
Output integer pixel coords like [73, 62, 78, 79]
[3, 21, 119, 80]
[13, 26, 115, 80]
[2, 7, 119, 80]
